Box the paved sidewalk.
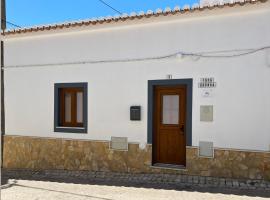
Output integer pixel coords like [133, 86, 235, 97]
[1, 179, 270, 200]
[1, 169, 270, 199]
[3, 169, 270, 190]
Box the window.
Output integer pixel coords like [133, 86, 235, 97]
[162, 95, 179, 125]
[54, 83, 87, 133]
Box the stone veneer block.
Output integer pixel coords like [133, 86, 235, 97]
[3, 135, 270, 180]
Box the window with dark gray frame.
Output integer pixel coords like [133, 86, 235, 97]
[54, 83, 88, 133]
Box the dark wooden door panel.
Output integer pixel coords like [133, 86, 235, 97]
[158, 132, 168, 163]
[153, 85, 186, 166]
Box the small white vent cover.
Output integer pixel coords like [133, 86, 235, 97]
[110, 137, 128, 151]
[199, 141, 214, 158]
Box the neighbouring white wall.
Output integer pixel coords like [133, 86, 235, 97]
[200, 0, 235, 6]
[4, 3, 270, 151]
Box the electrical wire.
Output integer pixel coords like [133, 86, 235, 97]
[190, 46, 270, 58]
[2, 1, 121, 29]
[3, 46, 270, 69]
[2, 1, 120, 29]
[97, 0, 122, 15]
[1, 19, 21, 28]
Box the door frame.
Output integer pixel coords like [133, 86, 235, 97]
[147, 79, 193, 165]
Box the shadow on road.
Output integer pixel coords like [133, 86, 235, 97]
[12, 183, 116, 200]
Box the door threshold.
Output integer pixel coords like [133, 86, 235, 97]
[152, 163, 187, 171]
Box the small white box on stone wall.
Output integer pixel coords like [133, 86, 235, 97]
[199, 141, 214, 158]
[110, 137, 128, 151]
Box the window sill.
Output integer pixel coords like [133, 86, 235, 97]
[54, 126, 87, 133]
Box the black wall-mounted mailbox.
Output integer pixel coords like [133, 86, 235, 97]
[130, 106, 141, 121]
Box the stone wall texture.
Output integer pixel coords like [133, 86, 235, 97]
[3, 135, 270, 180]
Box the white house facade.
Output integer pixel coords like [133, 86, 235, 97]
[2, 0, 270, 180]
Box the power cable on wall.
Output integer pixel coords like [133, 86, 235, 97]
[190, 46, 270, 58]
[3, 46, 270, 69]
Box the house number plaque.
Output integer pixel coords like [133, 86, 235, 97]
[198, 77, 216, 88]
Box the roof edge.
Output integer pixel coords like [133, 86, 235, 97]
[2, 0, 268, 36]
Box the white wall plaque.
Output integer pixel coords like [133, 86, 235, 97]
[202, 89, 213, 97]
[200, 105, 214, 122]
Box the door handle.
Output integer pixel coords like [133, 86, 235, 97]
[180, 125, 185, 132]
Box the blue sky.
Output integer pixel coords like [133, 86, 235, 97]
[6, 0, 198, 28]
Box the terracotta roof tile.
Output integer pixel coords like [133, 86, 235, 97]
[2, 0, 267, 36]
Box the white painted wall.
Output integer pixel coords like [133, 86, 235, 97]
[4, 3, 270, 151]
[200, 0, 235, 6]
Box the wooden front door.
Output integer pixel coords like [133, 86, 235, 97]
[153, 85, 186, 166]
